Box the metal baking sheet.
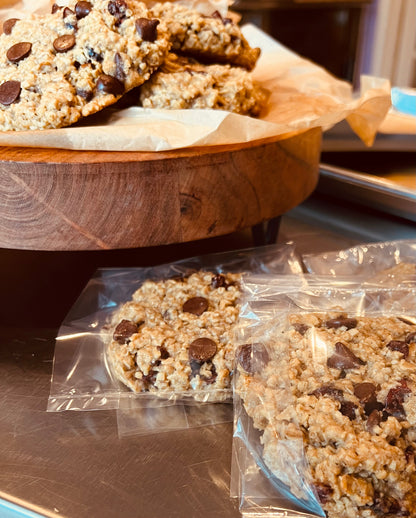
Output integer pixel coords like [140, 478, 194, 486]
[317, 163, 416, 222]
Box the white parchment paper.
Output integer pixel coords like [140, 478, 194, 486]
[0, 1, 392, 151]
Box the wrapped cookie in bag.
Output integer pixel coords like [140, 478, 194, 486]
[232, 274, 416, 518]
[47, 242, 302, 428]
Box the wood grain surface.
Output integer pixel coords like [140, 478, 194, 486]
[0, 128, 321, 250]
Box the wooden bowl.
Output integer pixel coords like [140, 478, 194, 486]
[0, 127, 321, 250]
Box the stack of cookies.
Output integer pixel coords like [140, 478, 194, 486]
[0, 0, 266, 131]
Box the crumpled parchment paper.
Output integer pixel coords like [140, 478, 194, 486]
[0, 0, 392, 151]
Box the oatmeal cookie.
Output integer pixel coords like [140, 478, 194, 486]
[148, 2, 260, 70]
[139, 53, 268, 116]
[107, 271, 241, 401]
[236, 313, 416, 518]
[0, 0, 170, 131]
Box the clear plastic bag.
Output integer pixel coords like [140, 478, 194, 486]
[231, 274, 416, 518]
[47, 242, 303, 434]
[302, 239, 416, 286]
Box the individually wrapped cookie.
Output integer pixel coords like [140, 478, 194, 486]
[232, 274, 416, 518]
[47, 242, 303, 427]
[302, 239, 416, 287]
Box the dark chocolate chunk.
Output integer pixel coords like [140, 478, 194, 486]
[53, 34, 76, 53]
[325, 316, 358, 330]
[63, 7, 75, 18]
[201, 364, 217, 384]
[142, 369, 157, 389]
[114, 52, 126, 82]
[327, 342, 365, 370]
[211, 274, 228, 289]
[190, 359, 201, 377]
[113, 319, 140, 344]
[51, 3, 62, 13]
[292, 322, 310, 335]
[95, 74, 124, 96]
[384, 379, 411, 421]
[405, 445, 414, 464]
[76, 88, 93, 101]
[87, 47, 103, 63]
[310, 384, 344, 401]
[354, 382, 377, 404]
[108, 0, 127, 23]
[314, 483, 333, 504]
[366, 409, 381, 432]
[372, 492, 409, 516]
[387, 340, 409, 358]
[236, 343, 269, 375]
[7, 42, 32, 63]
[135, 18, 159, 42]
[406, 331, 416, 344]
[0, 80, 21, 106]
[75, 1, 93, 19]
[188, 338, 217, 363]
[182, 296, 208, 316]
[2, 18, 19, 35]
[158, 346, 170, 360]
[339, 400, 358, 420]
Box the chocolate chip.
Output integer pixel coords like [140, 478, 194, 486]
[406, 331, 416, 344]
[405, 445, 414, 464]
[87, 47, 103, 63]
[51, 3, 62, 13]
[364, 399, 384, 417]
[372, 492, 409, 516]
[188, 338, 217, 363]
[2, 18, 19, 35]
[95, 74, 124, 96]
[310, 384, 344, 401]
[135, 18, 159, 42]
[113, 319, 140, 344]
[158, 346, 170, 360]
[76, 88, 93, 101]
[292, 322, 310, 335]
[325, 316, 357, 330]
[108, 0, 127, 23]
[142, 369, 157, 389]
[75, 1, 92, 19]
[385, 379, 411, 421]
[53, 34, 76, 53]
[327, 342, 365, 370]
[211, 274, 228, 289]
[63, 7, 75, 18]
[354, 382, 377, 404]
[314, 483, 333, 504]
[387, 340, 409, 358]
[366, 409, 381, 432]
[201, 364, 217, 384]
[114, 52, 126, 82]
[182, 296, 208, 316]
[236, 343, 269, 374]
[340, 400, 358, 420]
[7, 42, 32, 63]
[0, 80, 21, 106]
[190, 359, 201, 377]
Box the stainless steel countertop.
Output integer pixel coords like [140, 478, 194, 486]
[1, 172, 416, 517]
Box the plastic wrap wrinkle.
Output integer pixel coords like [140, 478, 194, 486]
[0, 2, 391, 149]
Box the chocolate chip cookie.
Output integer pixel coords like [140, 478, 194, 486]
[138, 53, 268, 116]
[148, 2, 260, 71]
[236, 313, 416, 517]
[107, 271, 241, 402]
[0, 0, 170, 131]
